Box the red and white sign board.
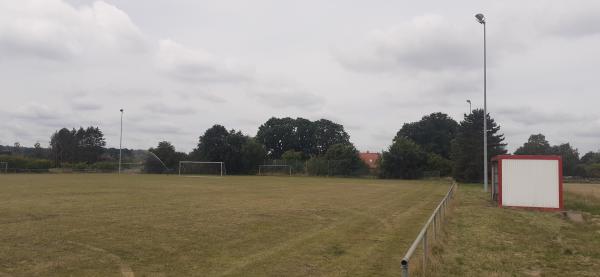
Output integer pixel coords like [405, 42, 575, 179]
[491, 155, 563, 211]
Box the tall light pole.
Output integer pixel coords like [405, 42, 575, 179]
[119, 109, 124, 174]
[466, 99, 472, 114]
[475, 13, 488, 192]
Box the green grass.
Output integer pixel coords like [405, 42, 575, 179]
[432, 184, 600, 276]
[0, 174, 450, 276]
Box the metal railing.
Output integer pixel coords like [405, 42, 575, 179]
[401, 182, 457, 277]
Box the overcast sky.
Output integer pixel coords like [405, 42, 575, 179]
[1, 0, 599, 154]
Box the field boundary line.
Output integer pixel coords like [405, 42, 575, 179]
[67, 241, 134, 277]
[400, 181, 457, 277]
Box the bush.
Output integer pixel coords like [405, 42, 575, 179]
[0, 155, 52, 172]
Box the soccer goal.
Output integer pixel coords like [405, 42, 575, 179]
[179, 161, 224, 176]
[0, 162, 7, 173]
[258, 164, 292, 176]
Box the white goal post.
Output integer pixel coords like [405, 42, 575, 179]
[258, 164, 292, 176]
[178, 161, 224, 176]
[0, 162, 7, 173]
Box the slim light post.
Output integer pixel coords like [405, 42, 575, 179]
[466, 99, 472, 114]
[119, 108, 124, 174]
[475, 13, 488, 192]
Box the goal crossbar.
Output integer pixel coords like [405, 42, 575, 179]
[179, 161, 224, 176]
[258, 164, 292, 176]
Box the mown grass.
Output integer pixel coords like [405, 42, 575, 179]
[0, 174, 450, 276]
[431, 183, 600, 276]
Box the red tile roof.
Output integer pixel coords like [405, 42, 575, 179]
[359, 152, 381, 169]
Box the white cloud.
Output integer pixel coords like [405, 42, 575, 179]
[0, 0, 146, 60]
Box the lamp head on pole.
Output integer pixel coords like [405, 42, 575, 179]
[466, 100, 471, 104]
[120, 109, 124, 113]
[475, 13, 486, 24]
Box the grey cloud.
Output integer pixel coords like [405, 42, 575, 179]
[254, 88, 324, 110]
[143, 102, 196, 115]
[70, 101, 102, 111]
[335, 15, 479, 73]
[539, 2, 600, 38]
[496, 106, 594, 126]
[157, 39, 253, 83]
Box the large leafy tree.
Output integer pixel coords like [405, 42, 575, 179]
[256, 117, 298, 158]
[451, 109, 507, 183]
[395, 112, 458, 159]
[380, 137, 429, 179]
[191, 125, 230, 162]
[256, 117, 349, 158]
[192, 125, 266, 174]
[514, 134, 552, 155]
[313, 119, 350, 155]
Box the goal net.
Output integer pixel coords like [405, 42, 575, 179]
[258, 164, 292, 176]
[0, 162, 7, 173]
[179, 161, 224, 176]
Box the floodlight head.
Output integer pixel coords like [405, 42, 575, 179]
[120, 109, 124, 112]
[475, 13, 486, 24]
[467, 99, 471, 104]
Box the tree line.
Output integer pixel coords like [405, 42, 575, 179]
[3, 112, 600, 179]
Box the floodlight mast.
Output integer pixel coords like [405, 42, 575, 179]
[466, 99, 472, 114]
[475, 13, 488, 192]
[119, 109, 124, 174]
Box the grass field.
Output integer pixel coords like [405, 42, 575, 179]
[432, 183, 600, 276]
[0, 174, 450, 276]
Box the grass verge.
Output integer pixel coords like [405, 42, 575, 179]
[431, 184, 600, 276]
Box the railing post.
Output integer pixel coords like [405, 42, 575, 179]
[423, 230, 428, 274]
[433, 213, 437, 239]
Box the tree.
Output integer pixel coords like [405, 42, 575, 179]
[191, 125, 230, 162]
[451, 109, 507, 183]
[241, 139, 267, 174]
[50, 128, 77, 166]
[77, 127, 106, 163]
[313, 119, 350, 155]
[148, 141, 188, 170]
[551, 143, 579, 176]
[50, 126, 106, 166]
[256, 117, 298, 158]
[581, 151, 600, 164]
[514, 134, 552, 155]
[380, 137, 428, 179]
[324, 143, 368, 176]
[192, 125, 266, 174]
[256, 117, 350, 158]
[394, 112, 458, 159]
[33, 142, 44, 158]
[425, 153, 453, 177]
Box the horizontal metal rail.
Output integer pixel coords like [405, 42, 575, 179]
[401, 182, 457, 277]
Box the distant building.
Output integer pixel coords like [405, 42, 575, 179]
[359, 151, 381, 169]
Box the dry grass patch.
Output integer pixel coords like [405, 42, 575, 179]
[0, 174, 451, 276]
